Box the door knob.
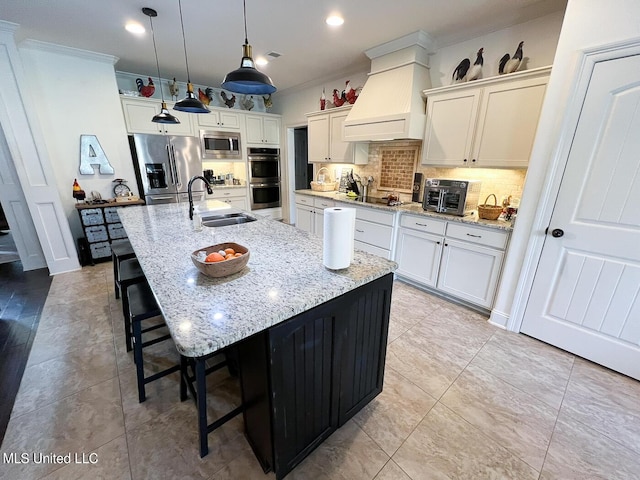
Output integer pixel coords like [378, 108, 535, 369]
[551, 228, 564, 238]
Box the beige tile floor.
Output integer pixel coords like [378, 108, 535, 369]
[1, 263, 640, 479]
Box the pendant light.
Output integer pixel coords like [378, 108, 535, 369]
[173, 0, 209, 113]
[221, 0, 276, 95]
[142, 8, 180, 124]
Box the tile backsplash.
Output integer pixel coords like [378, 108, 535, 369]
[319, 141, 527, 207]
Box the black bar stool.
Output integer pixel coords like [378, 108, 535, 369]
[117, 258, 146, 351]
[179, 347, 243, 457]
[128, 282, 180, 403]
[111, 239, 135, 299]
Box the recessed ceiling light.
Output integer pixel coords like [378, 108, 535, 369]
[255, 57, 269, 66]
[125, 22, 145, 34]
[326, 15, 344, 27]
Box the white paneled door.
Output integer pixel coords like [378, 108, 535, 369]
[521, 53, 640, 380]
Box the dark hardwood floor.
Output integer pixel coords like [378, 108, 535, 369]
[0, 259, 52, 446]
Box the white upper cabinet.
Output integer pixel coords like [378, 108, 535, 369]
[245, 113, 281, 145]
[422, 67, 550, 168]
[121, 97, 195, 136]
[196, 109, 240, 130]
[422, 90, 480, 167]
[306, 106, 368, 164]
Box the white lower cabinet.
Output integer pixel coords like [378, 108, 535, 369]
[395, 228, 443, 288]
[437, 239, 504, 308]
[395, 213, 509, 309]
[294, 195, 335, 236]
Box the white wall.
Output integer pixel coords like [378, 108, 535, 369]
[494, 0, 640, 329]
[19, 41, 138, 239]
[429, 10, 565, 87]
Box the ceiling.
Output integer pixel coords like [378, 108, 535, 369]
[1, 0, 566, 94]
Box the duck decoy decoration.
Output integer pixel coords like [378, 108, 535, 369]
[466, 48, 484, 81]
[499, 41, 524, 74]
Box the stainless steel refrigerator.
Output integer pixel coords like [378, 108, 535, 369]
[129, 134, 205, 205]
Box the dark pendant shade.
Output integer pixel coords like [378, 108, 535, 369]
[153, 102, 181, 123]
[143, 7, 181, 125]
[222, 44, 276, 95]
[174, 83, 210, 113]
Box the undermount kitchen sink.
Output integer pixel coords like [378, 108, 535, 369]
[201, 212, 257, 228]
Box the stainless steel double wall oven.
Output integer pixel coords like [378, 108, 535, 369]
[248, 147, 281, 209]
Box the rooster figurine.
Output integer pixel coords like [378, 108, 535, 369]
[332, 89, 347, 107]
[198, 88, 211, 106]
[136, 77, 155, 97]
[452, 57, 470, 83]
[220, 91, 236, 108]
[241, 95, 255, 111]
[466, 48, 484, 81]
[344, 80, 360, 104]
[72, 178, 86, 202]
[168, 77, 179, 100]
[499, 41, 524, 74]
[263, 94, 273, 110]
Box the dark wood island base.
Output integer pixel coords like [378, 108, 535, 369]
[238, 273, 394, 479]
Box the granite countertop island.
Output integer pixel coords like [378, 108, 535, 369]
[118, 202, 397, 477]
[117, 202, 396, 358]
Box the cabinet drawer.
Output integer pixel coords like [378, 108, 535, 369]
[89, 241, 111, 259]
[104, 207, 120, 223]
[107, 223, 127, 240]
[80, 208, 104, 226]
[400, 214, 446, 235]
[354, 240, 391, 259]
[210, 188, 246, 199]
[355, 207, 394, 226]
[313, 198, 335, 209]
[354, 219, 393, 249]
[295, 195, 313, 206]
[85, 225, 108, 243]
[445, 222, 508, 249]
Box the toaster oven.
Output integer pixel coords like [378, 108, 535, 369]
[422, 179, 481, 216]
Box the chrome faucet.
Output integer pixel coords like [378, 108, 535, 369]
[188, 176, 213, 220]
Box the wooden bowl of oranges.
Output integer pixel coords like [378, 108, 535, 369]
[191, 242, 250, 278]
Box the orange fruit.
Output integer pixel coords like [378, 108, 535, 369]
[224, 247, 235, 255]
[234, 252, 243, 257]
[225, 253, 235, 260]
[205, 252, 225, 263]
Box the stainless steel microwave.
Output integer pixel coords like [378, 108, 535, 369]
[422, 178, 481, 216]
[199, 130, 242, 160]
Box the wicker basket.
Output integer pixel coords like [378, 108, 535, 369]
[477, 194, 503, 220]
[310, 167, 336, 192]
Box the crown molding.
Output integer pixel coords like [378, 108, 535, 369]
[19, 39, 118, 65]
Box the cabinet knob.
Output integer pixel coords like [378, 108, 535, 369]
[551, 228, 564, 238]
[463, 159, 468, 163]
[471, 159, 476, 163]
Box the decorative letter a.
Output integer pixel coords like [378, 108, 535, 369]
[79, 135, 115, 175]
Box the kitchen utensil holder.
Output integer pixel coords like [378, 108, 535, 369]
[478, 194, 503, 220]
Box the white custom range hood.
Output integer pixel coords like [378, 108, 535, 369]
[344, 31, 434, 142]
